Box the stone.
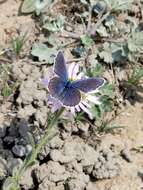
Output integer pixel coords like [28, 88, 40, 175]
[34, 161, 68, 184]
[92, 149, 120, 179]
[121, 148, 133, 162]
[0, 149, 13, 160]
[77, 123, 90, 134]
[12, 145, 26, 157]
[49, 136, 64, 149]
[35, 106, 48, 126]
[38, 144, 50, 160]
[18, 119, 30, 138]
[0, 125, 7, 138]
[3, 136, 15, 146]
[21, 64, 32, 75]
[38, 179, 55, 190]
[17, 105, 36, 118]
[21, 164, 38, 189]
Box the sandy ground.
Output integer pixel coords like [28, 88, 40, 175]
[0, 0, 143, 190]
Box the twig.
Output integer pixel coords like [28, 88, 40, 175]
[87, 6, 92, 33]
[75, 13, 87, 31]
[0, 58, 12, 63]
[90, 11, 110, 36]
[67, 57, 85, 63]
[60, 11, 111, 40]
[59, 32, 80, 40]
[61, 40, 79, 48]
[101, 37, 127, 43]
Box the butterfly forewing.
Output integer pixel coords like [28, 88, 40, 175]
[72, 78, 105, 93]
[59, 87, 81, 106]
[54, 51, 68, 82]
[48, 77, 65, 98]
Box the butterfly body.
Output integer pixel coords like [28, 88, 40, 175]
[65, 80, 72, 88]
[48, 51, 105, 107]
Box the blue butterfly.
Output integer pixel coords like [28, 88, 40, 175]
[48, 51, 105, 107]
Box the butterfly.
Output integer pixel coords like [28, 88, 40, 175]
[48, 51, 105, 107]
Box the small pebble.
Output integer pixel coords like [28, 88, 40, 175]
[77, 123, 90, 134]
[138, 169, 143, 180]
[93, 149, 120, 179]
[121, 148, 132, 162]
[18, 119, 29, 138]
[3, 136, 15, 146]
[12, 145, 26, 157]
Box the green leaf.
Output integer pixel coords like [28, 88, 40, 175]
[21, 0, 53, 14]
[31, 43, 57, 64]
[81, 34, 94, 47]
[98, 122, 123, 133]
[92, 64, 103, 77]
[99, 42, 127, 64]
[128, 32, 143, 53]
[21, 0, 36, 13]
[100, 83, 114, 98]
[99, 43, 113, 63]
[11, 33, 27, 56]
[2, 83, 11, 98]
[92, 105, 102, 119]
[92, 90, 114, 118]
[128, 67, 143, 85]
[104, 0, 133, 11]
[2, 177, 20, 190]
[100, 95, 113, 113]
[88, 64, 103, 77]
[88, 52, 98, 65]
[43, 15, 65, 32]
[35, 0, 53, 15]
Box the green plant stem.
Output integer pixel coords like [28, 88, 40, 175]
[14, 107, 65, 184]
[36, 107, 64, 154]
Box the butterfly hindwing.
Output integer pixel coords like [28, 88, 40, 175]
[48, 77, 65, 98]
[54, 51, 68, 82]
[72, 78, 105, 93]
[59, 87, 81, 106]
